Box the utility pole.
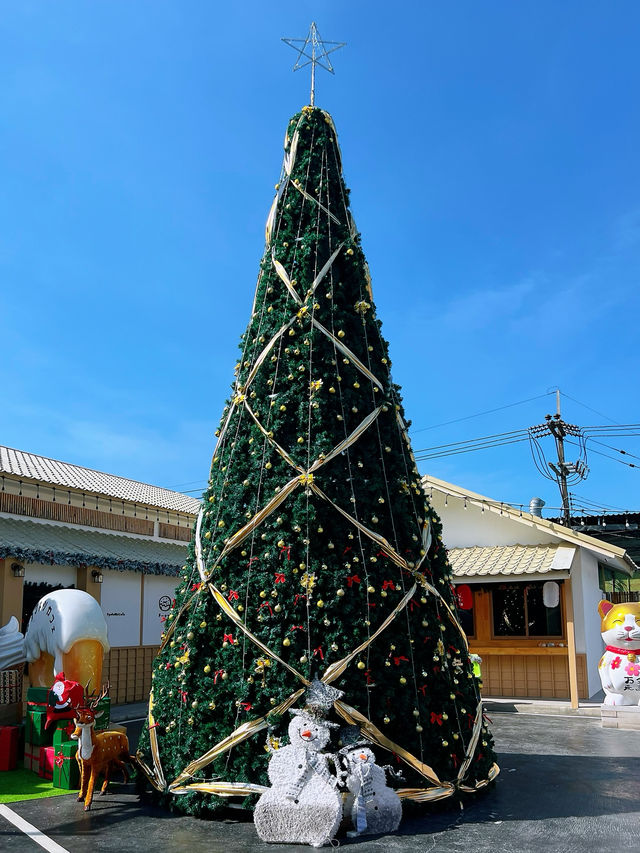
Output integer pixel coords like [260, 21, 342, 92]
[528, 391, 588, 526]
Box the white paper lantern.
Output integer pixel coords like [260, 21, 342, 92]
[543, 581, 560, 609]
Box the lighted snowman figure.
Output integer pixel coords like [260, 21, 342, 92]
[340, 727, 402, 837]
[254, 679, 343, 847]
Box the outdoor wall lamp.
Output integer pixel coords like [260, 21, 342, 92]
[11, 563, 25, 578]
[92, 570, 104, 584]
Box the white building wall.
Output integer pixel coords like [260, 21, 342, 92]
[571, 550, 606, 697]
[429, 491, 558, 548]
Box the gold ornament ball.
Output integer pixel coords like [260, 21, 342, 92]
[283, 638, 291, 647]
[399, 677, 407, 685]
[453, 733, 459, 740]
[170, 641, 175, 648]
[260, 590, 267, 598]
[221, 672, 228, 680]
[416, 725, 424, 733]
[188, 718, 194, 726]
[300, 655, 308, 664]
[187, 632, 194, 640]
[442, 713, 449, 721]
[200, 621, 207, 629]
[357, 661, 366, 670]
[174, 662, 180, 669]
[204, 665, 211, 674]
[367, 586, 375, 594]
[191, 700, 198, 709]
[270, 698, 277, 705]
[275, 604, 282, 613]
[336, 588, 345, 597]
[383, 716, 390, 724]
[442, 739, 448, 747]
[413, 709, 420, 717]
[317, 600, 324, 608]
[209, 701, 216, 710]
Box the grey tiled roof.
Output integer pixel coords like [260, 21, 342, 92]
[0, 516, 187, 575]
[0, 446, 201, 515]
[448, 544, 571, 578]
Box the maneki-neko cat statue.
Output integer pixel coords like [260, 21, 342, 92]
[598, 600, 640, 705]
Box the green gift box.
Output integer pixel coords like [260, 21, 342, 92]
[94, 697, 111, 731]
[52, 741, 80, 790]
[25, 709, 52, 747]
[26, 686, 49, 706]
[53, 720, 75, 748]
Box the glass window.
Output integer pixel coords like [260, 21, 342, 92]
[458, 605, 475, 638]
[492, 586, 526, 636]
[492, 582, 562, 638]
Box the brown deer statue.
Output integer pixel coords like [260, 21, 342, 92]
[71, 684, 130, 811]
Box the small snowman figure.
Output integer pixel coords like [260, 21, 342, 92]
[339, 726, 402, 837]
[254, 679, 344, 847]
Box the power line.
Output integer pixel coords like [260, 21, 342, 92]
[589, 438, 640, 462]
[557, 390, 621, 425]
[414, 428, 528, 454]
[569, 492, 631, 513]
[565, 438, 638, 470]
[412, 392, 554, 434]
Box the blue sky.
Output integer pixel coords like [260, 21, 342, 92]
[1, 1, 639, 518]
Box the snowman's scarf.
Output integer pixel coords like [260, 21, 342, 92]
[351, 763, 375, 834]
[284, 749, 335, 801]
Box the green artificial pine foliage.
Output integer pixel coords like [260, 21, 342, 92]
[138, 105, 497, 817]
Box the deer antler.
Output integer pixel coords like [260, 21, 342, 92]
[89, 681, 110, 710]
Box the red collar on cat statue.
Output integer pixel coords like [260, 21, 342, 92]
[605, 645, 640, 659]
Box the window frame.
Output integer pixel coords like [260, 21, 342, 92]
[489, 580, 566, 641]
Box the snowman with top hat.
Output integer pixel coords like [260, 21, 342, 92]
[339, 724, 402, 837]
[254, 678, 344, 847]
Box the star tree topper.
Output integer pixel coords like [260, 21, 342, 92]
[282, 22, 346, 107]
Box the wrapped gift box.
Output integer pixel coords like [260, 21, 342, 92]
[23, 741, 40, 772]
[53, 720, 76, 748]
[0, 668, 23, 704]
[52, 741, 80, 790]
[26, 686, 49, 706]
[0, 725, 18, 771]
[38, 745, 54, 780]
[25, 708, 52, 746]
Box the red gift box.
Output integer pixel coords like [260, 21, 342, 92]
[0, 725, 18, 771]
[38, 745, 54, 780]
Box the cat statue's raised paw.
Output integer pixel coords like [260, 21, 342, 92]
[598, 599, 640, 706]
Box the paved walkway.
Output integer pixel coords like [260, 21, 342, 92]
[2, 705, 639, 853]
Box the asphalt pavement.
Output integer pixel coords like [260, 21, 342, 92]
[2, 705, 640, 853]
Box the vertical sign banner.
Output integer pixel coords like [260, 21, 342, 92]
[100, 569, 141, 648]
[143, 575, 178, 646]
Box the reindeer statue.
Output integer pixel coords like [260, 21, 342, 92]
[71, 684, 130, 811]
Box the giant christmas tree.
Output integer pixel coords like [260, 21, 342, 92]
[138, 103, 498, 817]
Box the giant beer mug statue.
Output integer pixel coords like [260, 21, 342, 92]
[25, 589, 109, 690]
